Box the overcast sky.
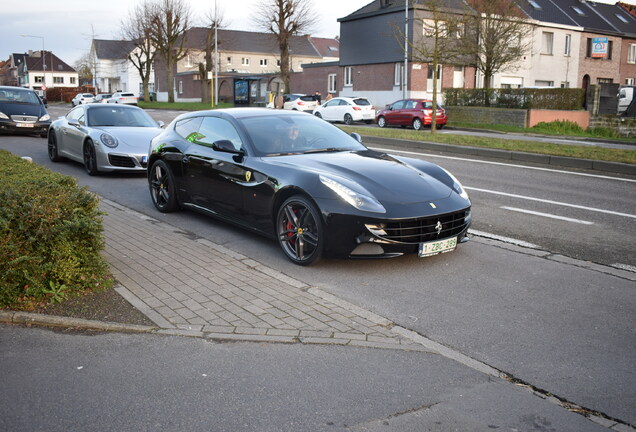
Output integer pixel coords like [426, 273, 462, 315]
[2, 0, 371, 66]
[2, 0, 633, 67]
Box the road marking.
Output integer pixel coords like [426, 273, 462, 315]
[500, 206, 594, 225]
[466, 186, 636, 220]
[371, 147, 636, 183]
[468, 229, 541, 249]
[612, 263, 636, 273]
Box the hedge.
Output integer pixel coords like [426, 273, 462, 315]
[444, 88, 586, 110]
[0, 150, 111, 307]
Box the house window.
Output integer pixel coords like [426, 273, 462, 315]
[528, 0, 541, 9]
[344, 66, 353, 86]
[185, 55, 194, 67]
[277, 59, 281, 66]
[260, 59, 268, 67]
[564, 34, 571, 56]
[34, 76, 44, 83]
[178, 80, 183, 94]
[394, 63, 402, 86]
[626, 78, 635, 85]
[53, 76, 64, 84]
[534, 80, 554, 87]
[541, 32, 554, 55]
[241, 57, 250, 66]
[616, 13, 629, 23]
[597, 78, 613, 84]
[70, 77, 76, 84]
[560, 82, 570, 88]
[571, 6, 585, 16]
[328, 73, 337, 93]
[628, 44, 636, 64]
[226, 56, 232, 65]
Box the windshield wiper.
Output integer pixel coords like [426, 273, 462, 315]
[302, 148, 344, 154]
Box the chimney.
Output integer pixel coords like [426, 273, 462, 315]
[28, 50, 33, 56]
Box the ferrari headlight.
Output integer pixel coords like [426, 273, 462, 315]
[442, 168, 469, 201]
[39, 114, 50, 122]
[100, 133, 118, 148]
[0, 112, 8, 120]
[319, 175, 386, 213]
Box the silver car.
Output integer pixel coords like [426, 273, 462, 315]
[47, 104, 163, 175]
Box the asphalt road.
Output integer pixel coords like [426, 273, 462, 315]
[1, 104, 635, 429]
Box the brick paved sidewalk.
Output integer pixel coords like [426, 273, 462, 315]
[101, 199, 426, 350]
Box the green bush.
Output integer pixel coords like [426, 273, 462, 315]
[0, 150, 111, 307]
[444, 88, 586, 110]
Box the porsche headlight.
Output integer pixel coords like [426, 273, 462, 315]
[39, 114, 50, 122]
[100, 133, 118, 148]
[319, 175, 386, 213]
[442, 168, 469, 201]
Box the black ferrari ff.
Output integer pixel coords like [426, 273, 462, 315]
[148, 108, 471, 265]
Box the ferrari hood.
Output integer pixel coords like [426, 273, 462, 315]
[95, 127, 162, 151]
[275, 150, 453, 204]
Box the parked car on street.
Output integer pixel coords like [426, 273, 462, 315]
[312, 97, 375, 125]
[47, 104, 163, 175]
[376, 99, 448, 130]
[0, 86, 51, 138]
[107, 92, 138, 105]
[147, 108, 471, 265]
[71, 93, 95, 107]
[93, 93, 112, 103]
[282, 94, 318, 112]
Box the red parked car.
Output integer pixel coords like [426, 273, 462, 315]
[375, 99, 447, 130]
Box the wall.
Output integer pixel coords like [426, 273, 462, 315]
[444, 106, 528, 128]
[528, 109, 590, 128]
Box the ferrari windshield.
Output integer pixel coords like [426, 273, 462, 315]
[88, 106, 157, 127]
[239, 114, 367, 156]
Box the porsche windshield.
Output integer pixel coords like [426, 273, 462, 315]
[239, 114, 367, 156]
[88, 106, 157, 127]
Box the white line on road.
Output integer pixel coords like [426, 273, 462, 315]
[371, 147, 636, 183]
[466, 186, 636, 219]
[468, 229, 541, 249]
[500, 206, 595, 225]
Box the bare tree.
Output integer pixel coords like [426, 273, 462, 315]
[408, 0, 470, 132]
[198, 4, 227, 105]
[148, 0, 192, 103]
[121, 0, 157, 102]
[74, 52, 94, 85]
[464, 0, 531, 95]
[252, 0, 317, 95]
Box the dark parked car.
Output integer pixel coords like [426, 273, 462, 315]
[148, 108, 471, 265]
[376, 99, 448, 130]
[0, 86, 51, 138]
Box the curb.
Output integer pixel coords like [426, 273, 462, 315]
[0, 310, 158, 333]
[362, 135, 636, 176]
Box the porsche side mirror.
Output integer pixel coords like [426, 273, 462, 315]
[68, 119, 81, 127]
[157, 121, 165, 128]
[350, 132, 362, 143]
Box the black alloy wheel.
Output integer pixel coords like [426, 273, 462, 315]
[344, 113, 353, 125]
[377, 116, 386, 128]
[83, 139, 99, 176]
[149, 159, 179, 212]
[48, 131, 63, 162]
[412, 118, 423, 131]
[277, 195, 324, 265]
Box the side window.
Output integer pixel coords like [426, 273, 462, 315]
[175, 117, 203, 142]
[392, 100, 406, 109]
[67, 107, 85, 125]
[405, 100, 417, 109]
[196, 117, 243, 151]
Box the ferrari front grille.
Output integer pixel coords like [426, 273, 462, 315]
[368, 209, 470, 244]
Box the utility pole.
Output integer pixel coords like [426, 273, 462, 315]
[403, 0, 408, 99]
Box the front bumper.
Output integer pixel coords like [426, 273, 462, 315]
[96, 151, 148, 172]
[0, 119, 50, 136]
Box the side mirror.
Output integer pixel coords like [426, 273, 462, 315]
[157, 120, 165, 128]
[213, 139, 244, 155]
[385, 104, 391, 110]
[350, 132, 362, 143]
[68, 119, 81, 127]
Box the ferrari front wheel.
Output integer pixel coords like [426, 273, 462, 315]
[277, 195, 324, 265]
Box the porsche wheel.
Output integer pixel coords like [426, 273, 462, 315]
[48, 131, 63, 162]
[149, 160, 179, 212]
[83, 139, 99, 176]
[277, 195, 324, 265]
[412, 118, 423, 131]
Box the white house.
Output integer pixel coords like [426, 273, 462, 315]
[91, 39, 154, 95]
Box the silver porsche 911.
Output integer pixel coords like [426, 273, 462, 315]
[47, 104, 163, 175]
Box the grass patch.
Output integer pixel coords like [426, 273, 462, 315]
[138, 101, 234, 111]
[340, 126, 636, 165]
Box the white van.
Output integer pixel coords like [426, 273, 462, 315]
[618, 86, 635, 114]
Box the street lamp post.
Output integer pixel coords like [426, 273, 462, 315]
[403, 0, 408, 99]
[21, 34, 46, 89]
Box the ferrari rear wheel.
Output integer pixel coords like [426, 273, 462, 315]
[149, 160, 179, 212]
[277, 195, 324, 265]
[83, 139, 99, 176]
